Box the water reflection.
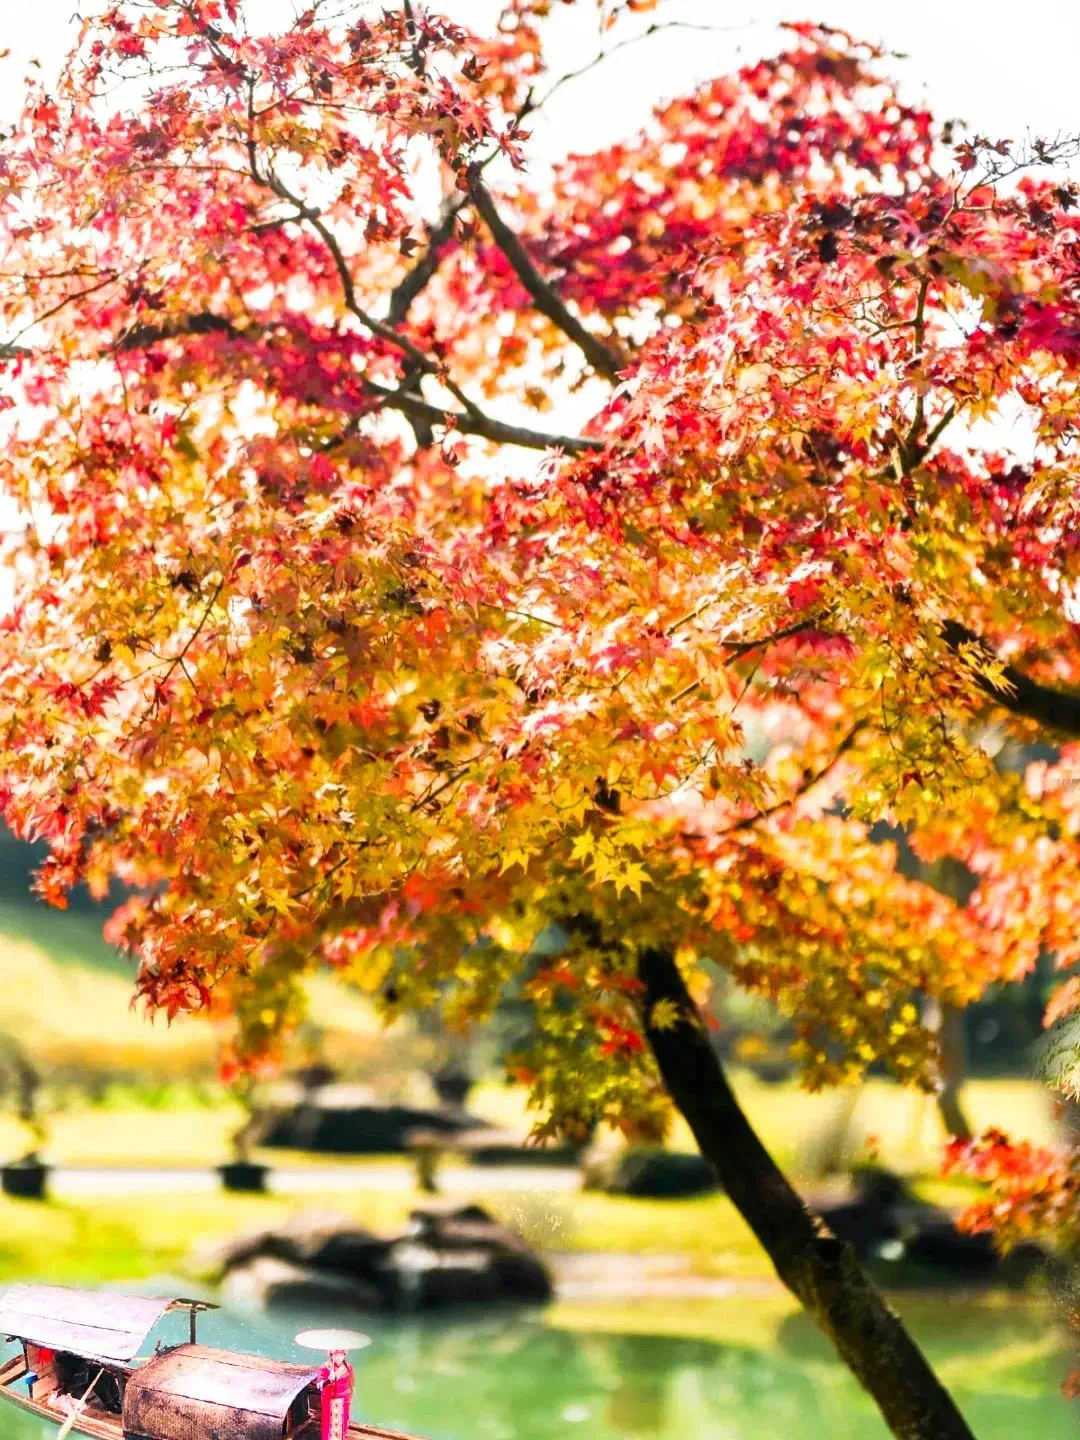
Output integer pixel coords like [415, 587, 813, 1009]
[0, 1295, 1075, 1440]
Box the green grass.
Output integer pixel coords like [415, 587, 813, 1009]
[0, 1179, 781, 1288]
[469, 1070, 1060, 1183]
[0, 935, 218, 1079]
[0, 886, 1065, 1296]
[0, 882, 1062, 1168]
[0, 1190, 426, 1285]
[0, 914, 429, 1089]
[0, 1103, 241, 1167]
[2, 1078, 1054, 1180]
[0, 898, 130, 976]
[0, 1169, 1010, 1292]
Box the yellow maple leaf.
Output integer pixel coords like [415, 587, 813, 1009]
[499, 847, 533, 875]
[649, 998, 682, 1031]
[612, 861, 650, 898]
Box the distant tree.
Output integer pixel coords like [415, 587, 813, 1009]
[0, 1033, 47, 1162]
[6, 4, 1080, 1433]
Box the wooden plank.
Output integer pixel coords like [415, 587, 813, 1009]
[348, 1423, 432, 1440]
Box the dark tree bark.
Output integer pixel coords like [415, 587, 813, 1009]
[637, 947, 976, 1440]
[942, 620, 1080, 738]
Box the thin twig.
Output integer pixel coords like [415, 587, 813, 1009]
[899, 274, 931, 471]
[717, 722, 865, 836]
[665, 619, 822, 706]
[910, 405, 957, 466]
[531, 18, 757, 116]
[242, 93, 489, 420]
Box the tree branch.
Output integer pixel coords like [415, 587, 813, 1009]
[943, 620, 1080, 738]
[244, 118, 489, 422]
[530, 19, 757, 117]
[5, 310, 603, 455]
[468, 177, 629, 382]
[898, 274, 931, 472]
[287, 192, 485, 420]
[911, 405, 956, 466]
[115, 312, 243, 351]
[363, 380, 603, 453]
[385, 202, 462, 328]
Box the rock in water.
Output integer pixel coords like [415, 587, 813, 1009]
[222, 1257, 385, 1313]
[203, 1202, 553, 1313]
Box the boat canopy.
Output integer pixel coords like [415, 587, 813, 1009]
[123, 1344, 322, 1440]
[0, 1285, 217, 1364]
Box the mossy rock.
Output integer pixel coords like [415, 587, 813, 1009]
[583, 1146, 720, 1198]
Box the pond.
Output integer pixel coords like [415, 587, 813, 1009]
[1, 1290, 1074, 1439]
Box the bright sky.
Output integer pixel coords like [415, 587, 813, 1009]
[2, 0, 1080, 164]
[0, 0, 1076, 580]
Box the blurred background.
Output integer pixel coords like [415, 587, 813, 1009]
[1, 2, 1080, 1437]
[0, 816, 1076, 1440]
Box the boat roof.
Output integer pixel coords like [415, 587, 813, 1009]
[0, 1284, 216, 1364]
[123, 1344, 322, 1440]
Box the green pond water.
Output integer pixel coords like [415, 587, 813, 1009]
[1, 1292, 1074, 1439]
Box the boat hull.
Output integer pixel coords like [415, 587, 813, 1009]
[0, 1354, 119, 1438]
[0, 1355, 427, 1440]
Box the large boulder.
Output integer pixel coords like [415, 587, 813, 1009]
[191, 1210, 391, 1280]
[902, 1220, 1051, 1284]
[222, 1256, 385, 1313]
[199, 1203, 553, 1314]
[380, 1241, 503, 1309]
[583, 1146, 720, 1199]
[256, 1082, 494, 1154]
[816, 1168, 907, 1257]
[386, 1204, 554, 1306]
[819, 1165, 1055, 1287]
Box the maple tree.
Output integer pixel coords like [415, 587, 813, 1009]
[4, 2, 1080, 1434]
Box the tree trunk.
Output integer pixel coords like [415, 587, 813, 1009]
[637, 948, 975, 1440]
[929, 1002, 973, 1142]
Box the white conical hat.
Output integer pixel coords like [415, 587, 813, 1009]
[294, 1328, 372, 1352]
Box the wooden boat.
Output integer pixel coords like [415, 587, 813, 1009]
[0, 1283, 425, 1440]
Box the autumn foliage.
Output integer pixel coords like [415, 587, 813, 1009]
[945, 1127, 1080, 1394]
[2, 2, 1080, 1175]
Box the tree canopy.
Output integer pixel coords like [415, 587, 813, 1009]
[8, 2, 1080, 1431]
[3, 1, 1080, 1105]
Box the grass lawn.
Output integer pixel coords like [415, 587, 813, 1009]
[0, 890, 1061, 1174]
[0, 1072, 1058, 1177]
[0, 1185, 777, 1287]
[0, 1189, 429, 1286]
[0, 894, 1064, 1294]
[0, 1166, 1006, 1290]
[0, 920, 427, 1090]
[467, 1071, 1059, 1180]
